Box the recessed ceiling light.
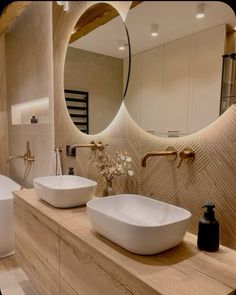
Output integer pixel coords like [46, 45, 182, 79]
[56, 1, 69, 11]
[196, 3, 205, 19]
[151, 24, 158, 37]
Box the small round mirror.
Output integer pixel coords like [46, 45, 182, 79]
[64, 3, 130, 135]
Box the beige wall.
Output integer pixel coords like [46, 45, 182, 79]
[3, 0, 236, 250]
[0, 34, 9, 175]
[64, 47, 123, 134]
[53, 1, 236, 250]
[5, 1, 54, 186]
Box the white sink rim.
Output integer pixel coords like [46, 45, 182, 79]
[87, 194, 191, 228]
[34, 175, 97, 208]
[33, 175, 97, 191]
[87, 194, 191, 255]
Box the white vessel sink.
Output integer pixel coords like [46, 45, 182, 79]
[34, 175, 97, 208]
[87, 194, 191, 255]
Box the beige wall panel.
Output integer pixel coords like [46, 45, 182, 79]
[51, 1, 236, 251]
[60, 278, 79, 295]
[5, 1, 54, 186]
[0, 34, 9, 175]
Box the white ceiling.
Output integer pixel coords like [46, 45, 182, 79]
[70, 1, 236, 59]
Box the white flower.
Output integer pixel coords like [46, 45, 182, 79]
[126, 156, 132, 162]
[120, 155, 125, 160]
[127, 170, 134, 176]
[94, 149, 134, 182]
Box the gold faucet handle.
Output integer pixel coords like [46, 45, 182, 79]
[90, 141, 108, 151]
[178, 147, 195, 168]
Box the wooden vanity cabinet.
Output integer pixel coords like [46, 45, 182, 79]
[13, 190, 236, 295]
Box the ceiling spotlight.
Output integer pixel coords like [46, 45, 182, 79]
[151, 24, 159, 37]
[56, 1, 69, 11]
[118, 40, 126, 51]
[196, 3, 205, 19]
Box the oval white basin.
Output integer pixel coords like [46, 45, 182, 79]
[87, 194, 191, 255]
[34, 175, 97, 208]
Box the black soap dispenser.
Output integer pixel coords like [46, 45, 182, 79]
[197, 202, 219, 252]
[68, 167, 74, 175]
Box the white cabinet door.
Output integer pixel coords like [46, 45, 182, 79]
[162, 37, 191, 135]
[188, 24, 225, 134]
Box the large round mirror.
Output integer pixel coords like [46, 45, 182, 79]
[124, 1, 236, 137]
[64, 3, 130, 135]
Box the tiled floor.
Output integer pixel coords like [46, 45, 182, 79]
[0, 255, 38, 295]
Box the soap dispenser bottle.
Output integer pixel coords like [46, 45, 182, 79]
[68, 167, 74, 175]
[197, 202, 219, 252]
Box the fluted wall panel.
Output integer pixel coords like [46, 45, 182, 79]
[53, 1, 236, 249]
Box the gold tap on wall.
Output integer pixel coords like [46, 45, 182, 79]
[7, 141, 35, 163]
[141, 146, 177, 167]
[67, 140, 108, 156]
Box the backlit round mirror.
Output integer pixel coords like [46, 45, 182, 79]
[124, 1, 236, 137]
[64, 3, 130, 135]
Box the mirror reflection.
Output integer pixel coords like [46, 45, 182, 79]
[124, 1, 236, 137]
[64, 3, 130, 135]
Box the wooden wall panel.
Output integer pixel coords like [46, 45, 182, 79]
[0, 34, 9, 175]
[53, 1, 236, 250]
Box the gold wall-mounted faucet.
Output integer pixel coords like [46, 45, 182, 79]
[68, 140, 108, 156]
[7, 141, 34, 163]
[141, 146, 177, 167]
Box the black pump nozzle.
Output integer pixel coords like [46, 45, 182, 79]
[202, 202, 215, 210]
[202, 202, 215, 219]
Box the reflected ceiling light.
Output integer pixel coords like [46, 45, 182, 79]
[118, 40, 126, 51]
[151, 24, 159, 37]
[196, 3, 205, 19]
[56, 1, 69, 11]
[233, 26, 236, 31]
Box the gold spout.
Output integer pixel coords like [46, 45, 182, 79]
[68, 140, 108, 156]
[7, 141, 35, 163]
[7, 155, 25, 163]
[141, 146, 177, 167]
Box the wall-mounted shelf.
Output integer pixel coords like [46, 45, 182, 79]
[64, 89, 89, 134]
[11, 97, 49, 125]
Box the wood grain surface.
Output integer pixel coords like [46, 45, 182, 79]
[14, 189, 236, 295]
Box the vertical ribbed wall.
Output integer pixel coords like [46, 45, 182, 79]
[53, 2, 236, 249]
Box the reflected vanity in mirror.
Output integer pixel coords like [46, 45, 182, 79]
[64, 3, 131, 135]
[124, 1, 236, 137]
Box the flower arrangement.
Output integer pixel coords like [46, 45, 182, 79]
[94, 150, 134, 196]
[95, 151, 134, 182]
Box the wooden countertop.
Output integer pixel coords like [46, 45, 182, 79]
[14, 189, 236, 295]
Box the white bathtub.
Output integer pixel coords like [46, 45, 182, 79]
[0, 175, 20, 258]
